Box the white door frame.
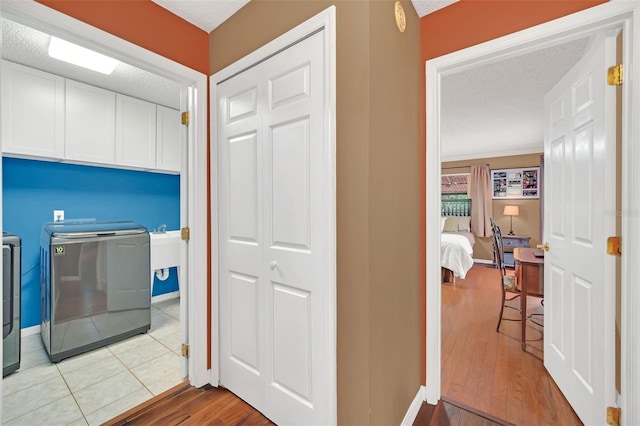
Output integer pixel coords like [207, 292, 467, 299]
[0, 0, 210, 387]
[210, 6, 337, 423]
[425, 2, 640, 424]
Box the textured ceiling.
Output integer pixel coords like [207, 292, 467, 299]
[151, 0, 251, 32]
[440, 38, 590, 161]
[1, 18, 184, 110]
[411, 0, 459, 18]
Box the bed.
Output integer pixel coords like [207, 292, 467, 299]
[441, 199, 475, 283]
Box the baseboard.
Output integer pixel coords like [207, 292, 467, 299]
[151, 291, 180, 303]
[401, 385, 426, 426]
[473, 258, 494, 265]
[21, 324, 41, 337]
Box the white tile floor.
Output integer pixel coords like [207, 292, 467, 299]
[2, 298, 184, 426]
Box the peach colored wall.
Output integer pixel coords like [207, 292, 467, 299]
[36, 0, 209, 74]
[419, 0, 607, 384]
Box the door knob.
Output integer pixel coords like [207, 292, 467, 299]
[537, 243, 549, 251]
[270, 261, 278, 270]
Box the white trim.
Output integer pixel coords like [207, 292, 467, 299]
[209, 83, 220, 387]
[620, 5, 640, 424]
[1, 0, 209, 388]
[210, 6, 337, 424]
[186, 68, 210, 389]
[20, 324, 41, 337]
[151, 291, 180, 304]
[425, 55, 442, 404]
[426, 2, 639, 423]
[401, 386, 427, 426]
[472, 258, 494, 265]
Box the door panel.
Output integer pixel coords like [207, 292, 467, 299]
[272, 283, 312, 402]
[229, 132, 259, 243]
[271, 118, 311, 250]
[229, 272, 260, 373]
[543, 33, 617, 424]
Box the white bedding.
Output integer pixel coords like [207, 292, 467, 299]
[441, 232, 474, 279]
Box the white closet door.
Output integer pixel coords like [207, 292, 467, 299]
[218, 61, 266, 411]
[218, 30, 328, 425]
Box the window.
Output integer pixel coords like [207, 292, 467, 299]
[442, 174, 471, 216]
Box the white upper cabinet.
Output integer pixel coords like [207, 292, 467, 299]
[65, 79, 116, 165]
[1, 60, 65, 159]
[156, 105, 181, 173]
[1, 62, 178, 174]
[115, 94, 157, 169]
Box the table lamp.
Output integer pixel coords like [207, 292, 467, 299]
[503, 205, 519, 235]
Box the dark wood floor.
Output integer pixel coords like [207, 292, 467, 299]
[103, 382, 275, 426]
[440, 264, 582, 426]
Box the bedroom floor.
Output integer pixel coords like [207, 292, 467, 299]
[2, 298, 183, 426]
[440, 264, 581, 426]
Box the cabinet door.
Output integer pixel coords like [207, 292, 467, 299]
[1, 60, 65, 159]
[115, 94, 157, 169]
[156, 105, 181, 173]
[65, 79, 116, 165]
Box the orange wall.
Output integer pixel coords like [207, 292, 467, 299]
[419, 0, 607, 384]
[36, 0, 209, 74]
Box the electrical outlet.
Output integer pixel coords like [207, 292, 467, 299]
[53, 210, 64, 222]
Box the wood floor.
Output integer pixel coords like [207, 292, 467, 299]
[414, 397, 517, 426]
[103, 382, 275, 426]
[441, 264, 582, 426]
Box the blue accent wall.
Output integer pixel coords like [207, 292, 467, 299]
[3, 157, 180, 329]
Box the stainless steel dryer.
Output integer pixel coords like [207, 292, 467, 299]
[40, 220, 150, 362]
[3, 231, 21, 376]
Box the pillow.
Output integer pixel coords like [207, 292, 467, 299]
[441, 217, 447, 232]
[442, 217, 458, 232]
[443, 216, 471, 232]
[456, 216, 471, 232]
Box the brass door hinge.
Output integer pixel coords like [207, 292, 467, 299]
[181, 343, 190, 358]
[181, 111, 190, 125]
[607, 406, 620, 426]
[607, 64, 623, 86]
[181, 227, 190, 241]
[607, 236, 621, 256]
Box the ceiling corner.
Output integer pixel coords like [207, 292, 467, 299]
[410, 0, 459, 18]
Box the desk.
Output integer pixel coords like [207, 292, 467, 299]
[514, 247, 544, 349]
[501, 235, 531, 268]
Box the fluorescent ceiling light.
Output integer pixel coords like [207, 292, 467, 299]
[48, 37, 118, 75]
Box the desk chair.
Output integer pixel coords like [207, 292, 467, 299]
[491, 218, 522, 332]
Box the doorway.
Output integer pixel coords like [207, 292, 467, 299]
[0, 0, 208, 422]
[426, 2, 640, 425]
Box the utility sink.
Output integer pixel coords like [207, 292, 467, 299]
[150, 230, 181, 271]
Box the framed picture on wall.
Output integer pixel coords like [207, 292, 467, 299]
[491, 167, 540, 199]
